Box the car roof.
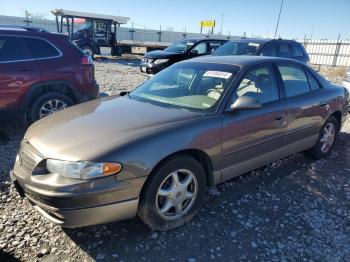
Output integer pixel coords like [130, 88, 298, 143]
[0, 25, 49, 32]
[183, 55, 304, 67]
[229, 38, 299, 44]
[178, 38, 227, 43]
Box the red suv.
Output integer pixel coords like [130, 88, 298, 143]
[0, 26, 99, 122]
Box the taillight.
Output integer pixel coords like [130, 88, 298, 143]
[81, 56, 93, 65]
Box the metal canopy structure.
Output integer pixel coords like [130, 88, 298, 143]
[51, 9, 129, 24]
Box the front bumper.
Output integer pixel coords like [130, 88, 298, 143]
[10, 168, 145, 228]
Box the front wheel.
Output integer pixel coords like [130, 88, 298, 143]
[306, 116, 339, 159]
[138, 156, 207, 231]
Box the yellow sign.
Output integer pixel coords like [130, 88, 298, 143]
[200, 20, 215, 28]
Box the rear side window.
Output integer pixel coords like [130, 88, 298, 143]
[306, 71, 321, 91]
[278, 65, 310, 97]
[278, 44, 292, 58]
[260, 43, 277, 56]
[23, 38, 60, 59]
[0, 35, 31, 62]
[292, 44, 304, 57]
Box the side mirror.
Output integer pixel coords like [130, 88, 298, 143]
[190, 49, 198, 55]
[229, 96, 262, 111]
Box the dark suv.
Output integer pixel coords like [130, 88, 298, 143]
[213, 38, 310, 64]
[0, 26, 99, 122]
[140, 38, 227, 75]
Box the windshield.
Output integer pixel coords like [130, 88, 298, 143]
[213, 41, 260, 56]
[164, 40, 197, 53]
[130, 63, 237, 112]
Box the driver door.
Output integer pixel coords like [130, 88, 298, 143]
[221, 63, 288, 181]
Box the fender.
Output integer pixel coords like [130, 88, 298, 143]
[23, 80, 82, 109]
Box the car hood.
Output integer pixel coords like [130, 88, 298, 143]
[25, 96, 202, 161]
[145, 50, 182, 59]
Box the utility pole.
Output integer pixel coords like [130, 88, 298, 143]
[310, 26, 315, 40]
[220, 13, 224, 35]
[274, 0, 284, 39]
[23, 10, 32, 26]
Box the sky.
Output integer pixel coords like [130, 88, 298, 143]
[0, 0, 349, 40]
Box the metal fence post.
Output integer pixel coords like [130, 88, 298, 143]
[332, 34, 341, 67]
[157, 25, 162, 42]
[129, 22, 135, 41]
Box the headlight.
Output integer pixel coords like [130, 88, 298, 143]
[46, 159, 122, 180]
[154, 59, 169, 64]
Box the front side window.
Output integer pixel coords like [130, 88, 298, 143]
[0, 35, 31, 62]
[278, 65, 310, 97]
[213, 41, 260, 56]
[209, 42, 224, 53]
[191, 42, 208, 55]
[235, 65, 279, 104]
[130, 63, 238, 112]
[278, 44, 292, 57]
[164, 39, 196, 53]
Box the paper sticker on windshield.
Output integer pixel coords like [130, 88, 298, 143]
[204, 71, 232, 79]
[248, 42, 260, 47]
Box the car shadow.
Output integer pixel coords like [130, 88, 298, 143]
[0, 250, 20, 262]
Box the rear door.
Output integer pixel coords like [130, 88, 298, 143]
[0, 35, 42, 108]
[276, 63, 326, 147]
[221, 63, 288, 181]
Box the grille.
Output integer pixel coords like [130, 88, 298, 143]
[19, 150, 37, 173]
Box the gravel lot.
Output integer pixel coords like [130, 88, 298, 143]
[0, 60, 349, 262]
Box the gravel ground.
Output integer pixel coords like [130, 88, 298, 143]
[0, 60, 349, 262]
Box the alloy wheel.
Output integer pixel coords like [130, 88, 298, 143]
[320, 123, 335, 153]
[156, 169, 198, 220]
[39, 99, 68, 119]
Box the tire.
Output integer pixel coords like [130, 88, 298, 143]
[81, 45, 94, 57]
[29, 92, 73, 123]
[138, 156, 207, 231]
[306, 116, 339, 159]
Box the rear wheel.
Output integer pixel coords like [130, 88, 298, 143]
[138, 156, 206, 231]
[306, 116, 339, 159]
[29, 92, 73, 122]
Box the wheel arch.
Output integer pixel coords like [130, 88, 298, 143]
[139, 148, 215, 199]
[23, 80, 81, 109]
[329, 110, 342, 132]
